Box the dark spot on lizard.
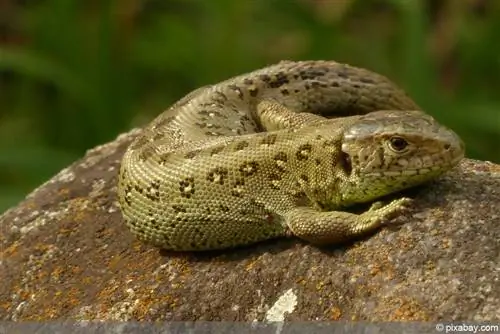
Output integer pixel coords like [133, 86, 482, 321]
[274, 152, 288, 162]
[243, 78, 254, 85]
[214, 110, 228, 119]
[337, 71, 349, 79]
[260, 133, 277, 146]
[291, 190, 308, 206]
[299, 69, 326, 80]
[269, 183, 280, 191]
[248, 87, 259, 97]
[196, 122, 207, 129]
[205, 131, 223, 136]
[259, 74, 271, 82]
[145, 179, 161, 201]
[281, 88, 289, 96]
[219, 204, 230, 212]
[152, 132, 165, 141]
[268, 172, 283, 190]
[213, 91, 228, 103]
[199, 102, 217, 108]
[234, 140, 250, 151]
[148, 218, 161, 230]
[231, 178, 246, 198]
[228, 84, 244, 99]
[123, 184, 133, 206]
[231, 189, 243, 198]
[310, 81, 323, 89]
[134, 185, 144, 194]
[207, 167, 229, 185]
[273, 152, 288, 173]
[299, 174, 309, 183]
[296, 144, 312, 161]
[139, 146, 157, 161]
[159, 152, 172, 165]
[185, 149, 201, 159]
[241, 114, 251, 121]
[268, 72, 290, 88]
[179, 177, 195, 198]
[268, 172, 282, 182]
[234, 179, 245, 187]
[239, 161, 259, 177]
[172, 204, 187, 213]
[210, 145, 225, 156]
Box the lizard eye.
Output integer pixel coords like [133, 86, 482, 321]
[389, 136, 409, 152]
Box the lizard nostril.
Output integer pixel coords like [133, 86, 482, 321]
[444, 143, 451, 150]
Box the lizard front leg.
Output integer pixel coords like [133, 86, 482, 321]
[256, 99, 328, 131]
[284, 198, 412, 245]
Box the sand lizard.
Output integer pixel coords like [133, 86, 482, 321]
[117, 60, 464, 251]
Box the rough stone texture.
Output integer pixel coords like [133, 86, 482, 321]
[1, 128, 499, 322]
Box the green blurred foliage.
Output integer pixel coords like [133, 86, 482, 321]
[1, 0, 499, 212]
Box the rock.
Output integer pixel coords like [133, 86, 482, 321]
[1, 129, 499, 322]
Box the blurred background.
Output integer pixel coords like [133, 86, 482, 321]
[1, 0, 499, 212]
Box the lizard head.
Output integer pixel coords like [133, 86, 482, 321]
[339, 110, 465, 204]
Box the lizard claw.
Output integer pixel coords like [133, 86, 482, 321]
[368, 197, 413, 226]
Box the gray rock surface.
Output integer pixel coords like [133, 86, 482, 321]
[1, 128, 499, 321]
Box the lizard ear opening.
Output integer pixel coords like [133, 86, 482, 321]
[339, 152, 352, 176]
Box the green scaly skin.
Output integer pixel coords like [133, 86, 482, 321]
[117, 60, 465, 251]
